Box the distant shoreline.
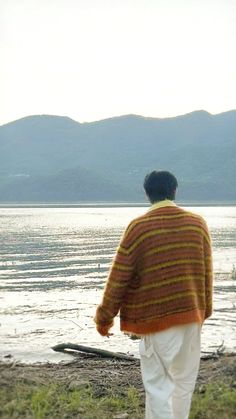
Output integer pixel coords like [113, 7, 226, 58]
[0, 201, 236, 208]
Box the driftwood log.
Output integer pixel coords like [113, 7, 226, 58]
[52, 343, 138, 361]
[52, 340, 225, 362]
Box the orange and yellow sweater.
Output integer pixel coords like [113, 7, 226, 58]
[95, 200, 213, 335]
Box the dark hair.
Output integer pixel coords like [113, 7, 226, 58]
[143, 170, 178, 203]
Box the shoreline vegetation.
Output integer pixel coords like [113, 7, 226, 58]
[1, 352, 235, 418]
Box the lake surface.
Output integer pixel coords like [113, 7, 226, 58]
[0, 206, 235, 363]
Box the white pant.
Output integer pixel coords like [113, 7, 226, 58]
[139, 323, 201, 419]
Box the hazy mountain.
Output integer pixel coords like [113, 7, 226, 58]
[0, 111, 235, 202]
[0, 168, 132, 202]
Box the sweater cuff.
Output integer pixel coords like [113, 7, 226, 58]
[94, 304, 114, 327]
[96, 323, 113, 336]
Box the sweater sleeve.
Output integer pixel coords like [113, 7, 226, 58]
[203, 222, 213, 319]
[94, 223, 136, 329]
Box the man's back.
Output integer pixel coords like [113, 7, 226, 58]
[118, 204, 213, 334]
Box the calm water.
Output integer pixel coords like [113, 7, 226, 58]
[0, 206, 235, 363]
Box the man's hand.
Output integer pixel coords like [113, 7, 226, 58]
[96, 323, 113, 337]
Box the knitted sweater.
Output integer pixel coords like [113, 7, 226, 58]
[95, 200, 213, 335]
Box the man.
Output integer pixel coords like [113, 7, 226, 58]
[95, 170, 213, 419]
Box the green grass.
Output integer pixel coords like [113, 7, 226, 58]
[190, 382, 236, 419]
[0, 381, 235, 418]
[0, 383, 142, 419]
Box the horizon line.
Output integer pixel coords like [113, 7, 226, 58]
[1, 108, 236, 127]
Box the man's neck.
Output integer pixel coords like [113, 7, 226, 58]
[148, 199, 176, 212]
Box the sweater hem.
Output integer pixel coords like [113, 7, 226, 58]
[120, 309, 205, 335]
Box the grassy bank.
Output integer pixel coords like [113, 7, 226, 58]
[0, 380, 236, 418]
[191, 382, 236, 419]
[0, 383, 141, 419]
[0, 353, 235, 418]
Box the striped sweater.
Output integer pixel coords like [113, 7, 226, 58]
[95, 200, 213, 335]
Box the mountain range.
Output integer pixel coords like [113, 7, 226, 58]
[0, 110, 235, 203]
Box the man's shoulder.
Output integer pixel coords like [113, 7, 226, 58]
[178, 207, 207, 224]
[125, 212, 148, 234]
[122, 209, 160, 240]
[176, 207, 210, 238]
[125, 206, 208, 236]
[125, 206, 179, 235]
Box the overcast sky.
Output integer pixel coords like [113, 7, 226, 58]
[1, 0, 236, 125]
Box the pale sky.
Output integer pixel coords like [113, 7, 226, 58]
[1, 0, 236, 125]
